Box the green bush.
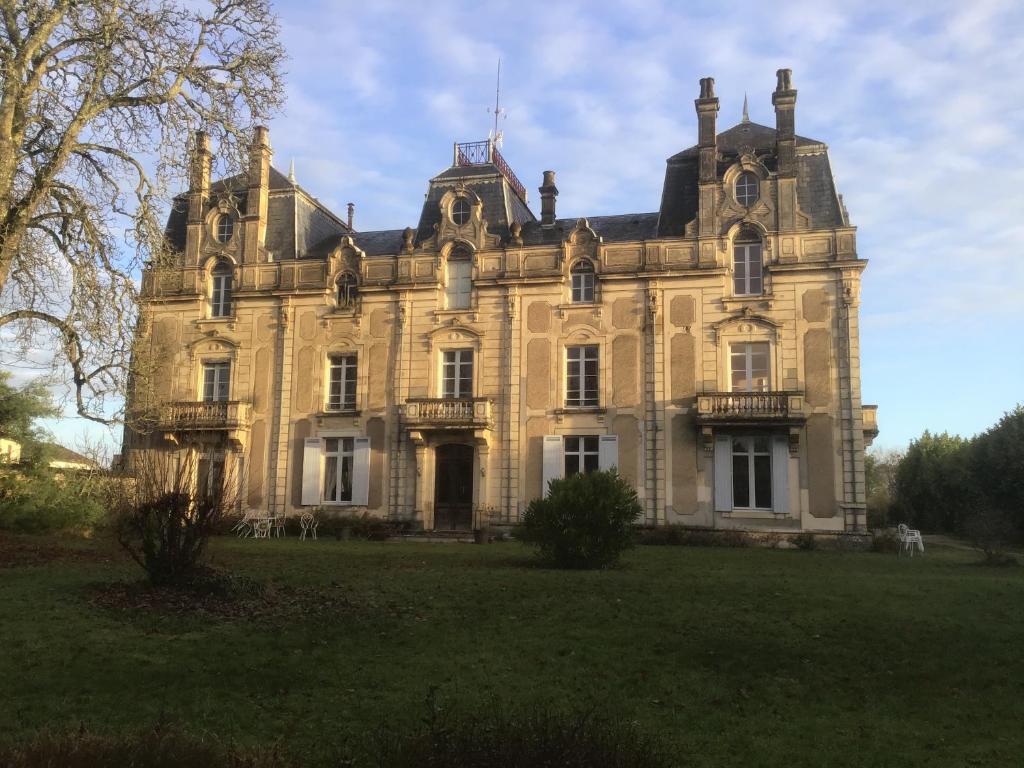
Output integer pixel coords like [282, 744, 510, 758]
[636, 525, 747, 548]
[318, 511, 403, 541]
[792, 532, 817, 551]
[369, 702, 670, 768]
[520, 470, 641, 569]
[871, 528, 901, 554]
[0, 471, 106, 533]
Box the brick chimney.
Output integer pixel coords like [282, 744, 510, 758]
[539, 170, 558, 227]
[187, 131, 211, 224]
[695, 77, 720, 249]
[244, 125, 272, 262]
[772, 69, 797, 177]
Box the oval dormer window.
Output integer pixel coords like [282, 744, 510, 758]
[215, 214, 234, 243]
[735, 172, 759, 207]
[451, 198, 471, 226]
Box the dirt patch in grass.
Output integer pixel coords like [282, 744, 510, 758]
[0, 534, 118, 569]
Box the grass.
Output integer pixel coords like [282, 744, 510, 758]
[1, 534, 1022, 766]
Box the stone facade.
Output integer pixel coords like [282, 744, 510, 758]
[124, 70, 877, 533]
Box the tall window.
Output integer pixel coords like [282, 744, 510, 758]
[202, 362, 231, 402]
[215, 214, 234, 243]
[566, 345, 599, 407]
[730, 342, 770, 392]
[323, 437, 354, 503]
[210, 261, 233, 317]
[571, 260, 595, 303]
[197, 450, 225, 501]
[564, 435, 600, 476]
[445, 246, 472, 309]
[732, 436, 772, 509]
[442, 349, 473, 398]
[327, 355, 357, 411]
[735, 172, 760, 207]
[733, 232, 763, 296]
[337, 273, 358, 308]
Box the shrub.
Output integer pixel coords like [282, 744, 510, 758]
[0, 725, 291, 767]
[113, 453, 238, 587]
[368, 701, 670, 768]
[521, 470, 641, 569]
[318, 511, 402, 541]
[871, 528, 901, 554]
[792, 532, 817, 551]
[636, 525, 747, 548]
[0, 471, 106, 533]
[964, 507, 1019, 566]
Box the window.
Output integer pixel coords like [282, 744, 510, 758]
[197, 450, 225, 501]
[327, 355, 357, 411]
[451, 198, 471, 226]
[210, 261, 233, 317]
[564, 435, 600, 476]
[215, 214, 234, 243]
[202, 362, 231, 402]
[735, 172, 759, 207]
[323, 437, 354, 503]
[570, 260, 595, 303]
[733, 233, 763, 296]
[442, 349, 473, 398]
[730, 342, 770, 392]
[337, 273, 358, 308]
[566, 345, 599, 407]
[445, 246, 472, 309]
[731, 436, 772, 509]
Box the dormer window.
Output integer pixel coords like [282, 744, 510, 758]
[451, 198, 471, 226]
[570, 260, 596, 303]
[735, 172, 759, 207]
[445, 244, 472, 309]
[733, 230, 763, 296]
[337, 273, 359, 308]
[210, 260, 233, 317]
[215, 214, 234, 243]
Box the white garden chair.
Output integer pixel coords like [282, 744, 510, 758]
[252, 518, 272, 539]
[299, 512, 319, 541]
[233, 509, 261, 538]
[897, 523, 924, 557]
[272, 514, 286, 538]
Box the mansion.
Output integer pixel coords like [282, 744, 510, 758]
[124, 69, 878, 533]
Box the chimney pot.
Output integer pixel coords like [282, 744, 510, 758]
[539, 170, 558, 227]
[347, 202, 355, 230]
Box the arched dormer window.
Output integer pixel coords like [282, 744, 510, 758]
[570, 259, 596, 303]
[337, 272, 359, 309]
[735, 172, 760, 207]
[210, 260, 233, 317]
[215, 213, 234, 243]
[732, 228, 763, 297]
[445, 244, 472, 310]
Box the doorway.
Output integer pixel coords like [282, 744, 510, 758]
[433, 443, 474, 530]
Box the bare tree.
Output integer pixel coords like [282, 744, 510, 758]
[0, 0, 285, 424]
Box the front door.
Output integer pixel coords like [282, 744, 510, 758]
[433, 443, 474, 530]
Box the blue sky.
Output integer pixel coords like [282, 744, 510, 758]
[26, 0, 1024, 456]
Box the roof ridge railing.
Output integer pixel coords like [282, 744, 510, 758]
[453, 139, 528, 203]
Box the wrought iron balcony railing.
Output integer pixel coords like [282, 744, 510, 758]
[402, 397, 493, 430]
[454, 139, 528, 203]
[158, 400, 252, 430]
[696, 391, 806, 423]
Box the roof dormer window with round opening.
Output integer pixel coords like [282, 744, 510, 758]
[215, 213, 234, 243]
[451, 198, 471, 226]
[735, 172, 759, 207]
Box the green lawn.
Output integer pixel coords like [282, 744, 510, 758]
[1, 535, 1022, 767]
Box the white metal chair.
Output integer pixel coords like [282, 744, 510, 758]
[233, 509, 261, 538]
[897, 523, 924, 557]
[299, 512, 319, 541]
[252, 518, 272, 539]
[272, 514, 286, 538]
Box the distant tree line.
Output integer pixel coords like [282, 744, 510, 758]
[867, 406, 1024, 541]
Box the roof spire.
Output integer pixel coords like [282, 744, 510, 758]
[487, 58, 506, 147]
[742, 92, 750, 123]
[288, 158, 296, 184]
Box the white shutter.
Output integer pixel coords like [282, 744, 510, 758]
[713, 434, 733, 512]
[541, 436, 563, 498]
[598, 435, 619, 472]
[301, 438, 324, 506]
[352, 436, 371, 506]
[771, 435, 790, 514]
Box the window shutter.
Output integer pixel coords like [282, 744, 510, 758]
[351, 437, 371, 506]
[771, 435, 790, 514]
[713, 435, 733, 512]
[598, 435, 619, 472]
[542, 436, 563, 498]
[300, 438, 324, 506]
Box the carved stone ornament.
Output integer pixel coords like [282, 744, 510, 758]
[402, 227, 415, 253]
[509, 221, 523, 246]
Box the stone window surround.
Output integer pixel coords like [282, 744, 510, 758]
[557, 328, 606, 410]
[429, 328, 483, 401]
[714, 318, 780, 393]
[320, 338, 366, 414]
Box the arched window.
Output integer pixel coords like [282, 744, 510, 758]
[451, 198, 471, 226]
[445, 244, 472, 309]
[732, 229, 763, 296]
[735, 172, 759, 207]
[215, 214, 234, 243]
[210, 260, 233, 317]
[570, 260, 596, 303]
[337, 273, 359, 308]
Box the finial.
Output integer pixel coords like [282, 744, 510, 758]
[742, 92, 749, 123]
[288, 158, 296, 183]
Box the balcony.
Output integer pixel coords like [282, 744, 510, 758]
[454, 139, 528, 203]
[696, 391, 807, 425]
[157, 401, 252, 447]
[862, 404, 879, 446]
[402, 397, 493, 431]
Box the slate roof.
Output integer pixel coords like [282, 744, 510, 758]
[306, 229, 408, 259]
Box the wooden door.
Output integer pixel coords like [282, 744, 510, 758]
[433, 443, 474, 530]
